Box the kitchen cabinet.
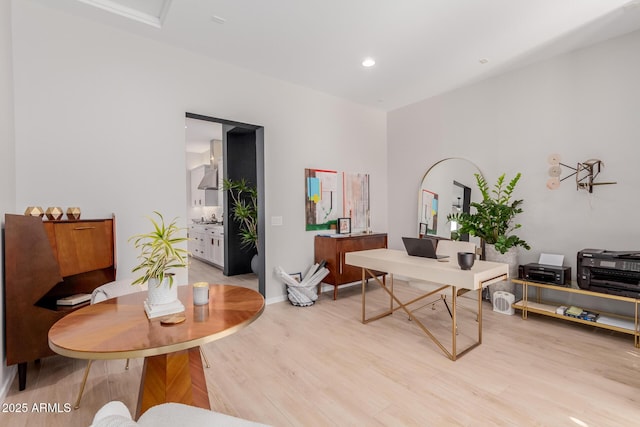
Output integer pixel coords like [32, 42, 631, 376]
[189, 224, 224, 268]
[208, 226, 224, 267]
[190, 165, 218, 207]
[188, 225, 206, 259]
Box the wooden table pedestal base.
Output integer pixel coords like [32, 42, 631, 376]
[136, 347, 210, 419]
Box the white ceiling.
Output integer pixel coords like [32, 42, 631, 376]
[31, 0, 640, 111]
[185, 117, 222, 154]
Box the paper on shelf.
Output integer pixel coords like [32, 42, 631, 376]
[538, 253, 564, 266]
[596, 315, 635, 330]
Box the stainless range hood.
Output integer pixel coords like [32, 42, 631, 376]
[197, 166, 218, 190]
[197, 139, 221, 190]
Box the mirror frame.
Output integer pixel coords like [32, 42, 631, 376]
[417, 157, 484, 240]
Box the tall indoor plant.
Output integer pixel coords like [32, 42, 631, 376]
[223, 178, 258, 250]
[448, 173, 530, 298]
[223, 178, 258, 273]
[448, 172, 530, 254]
[129, 211, 188, 309]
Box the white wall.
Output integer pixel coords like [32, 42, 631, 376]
[388, 29, 640, 311]
[0, 0, 17, 399]
[10, 1, 387, 306]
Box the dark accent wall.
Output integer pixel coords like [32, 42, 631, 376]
[224, 127, 257, 276]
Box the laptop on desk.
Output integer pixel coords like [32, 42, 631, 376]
[402, 237, 449, 259]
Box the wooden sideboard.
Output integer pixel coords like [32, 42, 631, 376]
[3, 214, 116, 390]
[314, 233, 387, 299]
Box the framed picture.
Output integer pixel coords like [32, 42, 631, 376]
[419, 222, 427, 236]
[337, 217, 351, 234]
[421, 189, 438, 235]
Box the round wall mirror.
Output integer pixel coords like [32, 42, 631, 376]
[417, 158, 484, 245]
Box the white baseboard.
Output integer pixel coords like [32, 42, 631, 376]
[0, 365, 17, 401]
[265, 294, 287, 305]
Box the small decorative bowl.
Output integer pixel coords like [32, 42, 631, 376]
[66, 207, 81, 220]
[457, 252, 475, 270]
[24, 206, 44, 218]
[45, 207, 64, 221]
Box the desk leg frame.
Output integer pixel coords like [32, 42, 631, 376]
[361, 268, 495, 361]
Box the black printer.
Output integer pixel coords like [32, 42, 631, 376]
[577, 249, 640, 298]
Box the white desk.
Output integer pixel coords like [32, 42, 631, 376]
[345, 248, 508, 360]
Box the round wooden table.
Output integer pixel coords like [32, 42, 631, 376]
[48, 284, 264, 418]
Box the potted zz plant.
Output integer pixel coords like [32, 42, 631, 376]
[448, 173, 530, 296]
[129, 211, 189, 314]
[223, 178, 258, 272]
[448, 173, 530, 255]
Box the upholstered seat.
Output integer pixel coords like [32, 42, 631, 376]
[90, 401, 271, 427]
[90, 278, 147, 304]
[74, 279, 145, 409]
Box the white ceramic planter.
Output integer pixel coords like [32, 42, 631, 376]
[485, 245, 518, 299]
[147, 277, 178, 306]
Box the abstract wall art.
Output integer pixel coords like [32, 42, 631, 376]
[305, 168, 338, 230]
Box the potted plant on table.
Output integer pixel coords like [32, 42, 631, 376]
[447, 173, 530, 297]
[223, 178, 258, 272]
[129, 211, 189, 316]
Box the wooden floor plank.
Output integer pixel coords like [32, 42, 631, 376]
[3, 275, 640, 426]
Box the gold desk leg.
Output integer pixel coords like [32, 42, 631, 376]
[359, 269, 505, 361]
[451, 286, 457, 361]
[478, 286, 483, 344]
[524, 282, 529, 320]
[635, 300, 639, 348]
[361, 268, 366, 323]
[362, 270, 441, 324]
[390, 274, 394, 312]
[363, 270, 454, 359]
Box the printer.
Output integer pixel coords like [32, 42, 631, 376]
[521, 263, 570, 286]
[577, 249, 640, 298]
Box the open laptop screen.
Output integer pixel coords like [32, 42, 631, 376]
[401, 237, 449, 259]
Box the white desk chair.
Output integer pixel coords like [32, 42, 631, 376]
[74, 280, 211, 409]
[408, 240, 478, 318]
[74, 279, 145, 409]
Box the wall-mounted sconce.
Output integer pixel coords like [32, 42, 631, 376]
[546, 154, 616, 193]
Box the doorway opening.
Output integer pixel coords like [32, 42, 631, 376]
[451, 180, 471, 242]
[185, 112, 265, 297]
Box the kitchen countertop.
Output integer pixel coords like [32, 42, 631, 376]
[190, 223, 223, 228]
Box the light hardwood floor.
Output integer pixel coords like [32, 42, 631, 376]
[3, 278, 640, 426]
[188, 257, 259, 291]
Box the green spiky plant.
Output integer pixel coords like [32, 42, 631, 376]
[448, 173, 530, 254]
[223, 178, 258, 250]
[129, 211, 189, 287]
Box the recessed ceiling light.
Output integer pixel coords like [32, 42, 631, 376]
[479, 58, 489, 64]
[362, 58, 376, 67]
